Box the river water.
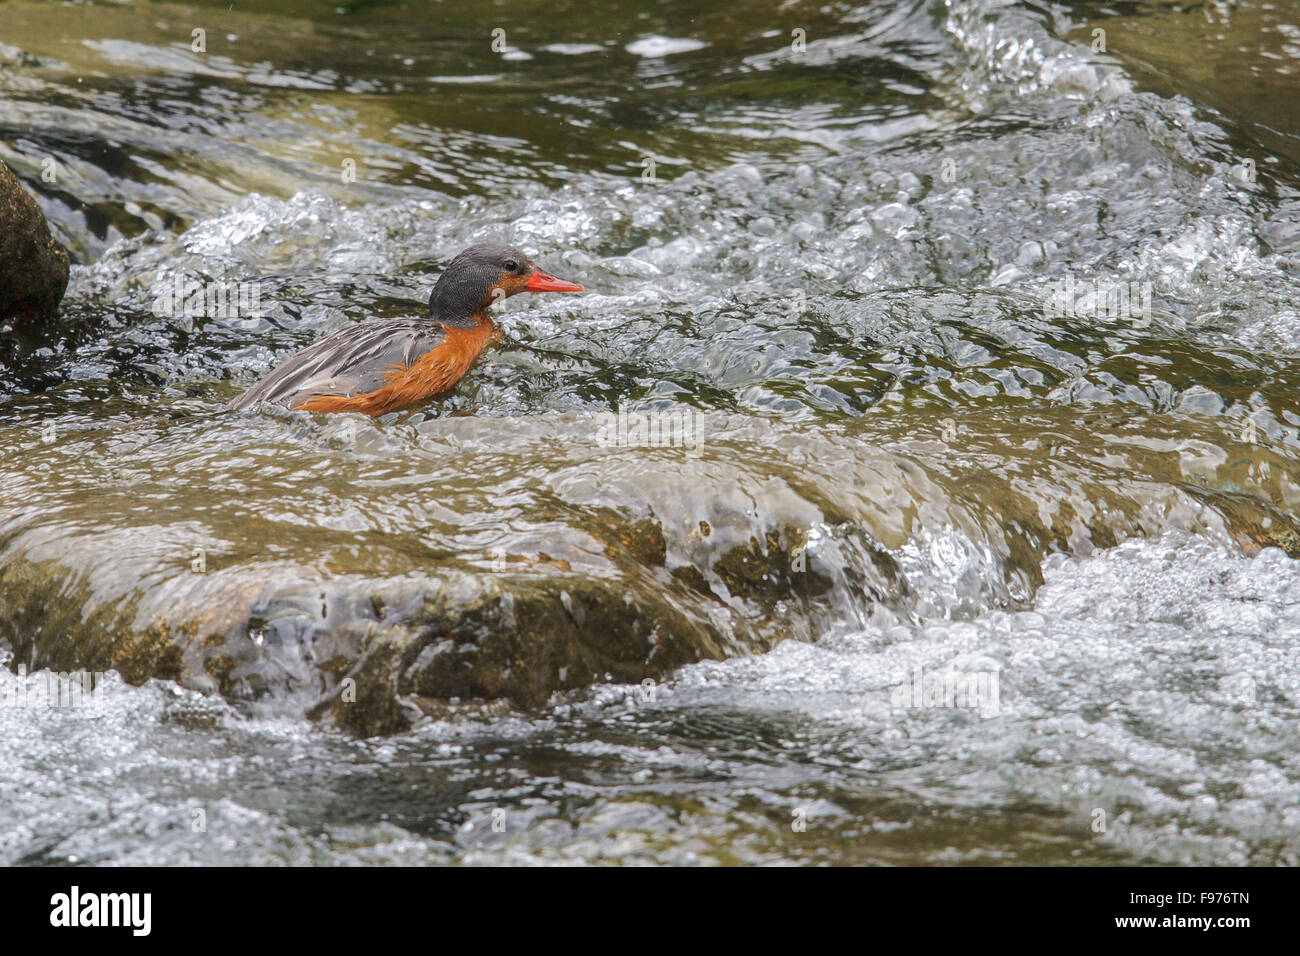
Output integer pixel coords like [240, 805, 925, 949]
[1, 0, 1298, 864]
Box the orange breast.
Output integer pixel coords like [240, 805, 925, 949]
[294, 314, 499, 416]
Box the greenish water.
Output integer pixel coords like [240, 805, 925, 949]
[1, 0, 1298, 864]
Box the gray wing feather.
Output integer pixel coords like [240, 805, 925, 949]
[225, 319, 446, 410]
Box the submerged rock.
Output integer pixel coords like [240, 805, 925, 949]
[0, 159, 69, 328]
[0, 412, 860, 736]
[1, 402, 1293, 736]
[0, 508, 829, 737]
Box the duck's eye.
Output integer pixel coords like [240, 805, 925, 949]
[503, 259, 518, 273]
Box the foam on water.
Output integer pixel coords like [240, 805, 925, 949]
[2, 533, 1295, 864]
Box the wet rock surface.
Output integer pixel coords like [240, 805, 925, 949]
[0, 159, 70, 330]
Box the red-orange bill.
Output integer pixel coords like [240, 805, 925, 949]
[524, 270, 583, 293]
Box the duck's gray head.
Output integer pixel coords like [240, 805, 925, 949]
[427, 243, 582, 328]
